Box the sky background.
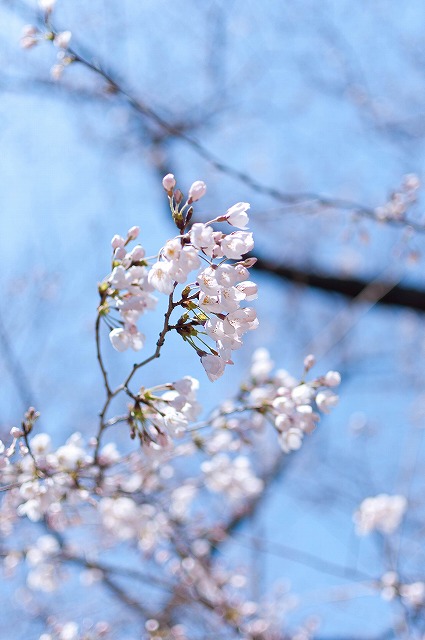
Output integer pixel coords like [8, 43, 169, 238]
[2, 1, 425, 638]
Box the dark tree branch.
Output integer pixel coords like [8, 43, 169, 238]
[253, 254, 425, 312]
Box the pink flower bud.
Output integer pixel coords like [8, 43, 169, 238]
[162, 173, 176, 193]
[403, 173, 420, 191]
[39, 0, 56, 11]
[10, 427, 24, 438]
[53, 31, 72, 49]
[20, 26, 38, 49]
[304, 354, 316, 370]
[128, 245, 145, 261]
[127, 226, 140, 241]
[20, 36, 38, 49]
[23, 25, 38, 37]
[111, 234, 125, 249]
[174, 189, 183, 204]
[50, 64, 63, 81]
[324, 370, 341, 387]
[188, 180, 207, 202]
[239, 257, 257, 268]
[113, 246, 126, 260]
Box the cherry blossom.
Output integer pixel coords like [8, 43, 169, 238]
[0, 172, 345, 640]
[225, 201, 250, 229]
[201, 354, 227, 382]
[354, 494, 407, 535]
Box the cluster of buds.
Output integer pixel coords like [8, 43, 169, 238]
[38, 619, 110, 640]
[380, 572, 425, 608]
[375, 173, 420, 222]
[21, 0, 74, 81]
[100, 174, 259, 381]
[99, 225, 157, 353]
[20, 2, 59, 50]
[21, 26, 71, 52]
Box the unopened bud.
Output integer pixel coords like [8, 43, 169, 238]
[111, 234, 125, 249]
[53, 30, 72, 49]
[304, 354, 316, 371]
[188, 180, 207, 202]
[324, 370, 341, 387]
[50, 64, 63, 81]
[20, 36, 38, 49]
[403, 173, 420, 191]
[127, 226, 140, 241]
[162, 173, 176, 194]
[39, 0, 56, 11]
[114, 246, 126, 260]
[22, 25, 38, 37]
[239, 257, 257, 268]
[128, 245, 145, 261]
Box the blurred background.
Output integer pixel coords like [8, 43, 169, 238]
[2, 1, 425, 638]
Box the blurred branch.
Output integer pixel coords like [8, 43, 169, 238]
[235, 532, 376, 584]
[0, 308, 36, 410]
[252, 254, 425, 312]
[208, 453, 286, 552]
[7, 0, 425, 235]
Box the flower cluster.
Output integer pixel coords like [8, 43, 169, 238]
[380, 572, 425, 608]
[99, 496, 169, 551]
[0, 355, 344, 639]
[39, 620, 110, 640]
[208, 349, 341, 454]
[0, 168, 351, 640]
[0, 431, 93, 530]
[0, 425, 124, 532]
[126, 377, 201, 447]
[375, 173, 420, 222]
[353, 494, 407, 535]
[100, 175, 258, 382]
[25, 534, 61, 593]
[21, 3, 74, 80]
[159, 177, 258, 381]
[201, 454, 263, 501]
[101, 226, 157, 352]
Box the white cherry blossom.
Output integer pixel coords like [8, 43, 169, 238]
[220, 231, 254, 259]
[201, 354, 226, 382]
[225, 202, 250, 229]
[148, 261, 175, 294]
[354, 494, 407, 535]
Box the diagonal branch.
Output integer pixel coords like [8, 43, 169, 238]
[7, 0, 425, 235]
